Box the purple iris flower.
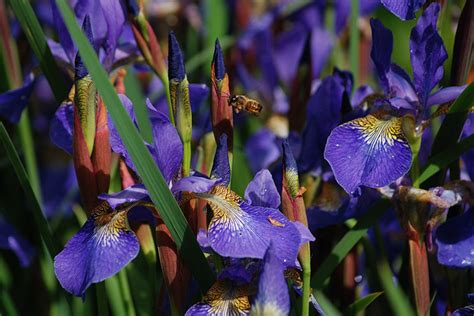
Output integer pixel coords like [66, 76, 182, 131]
[0, 74, 35, 124]
[185, 263, 254, 315]
[435, 208, 474, 268]
[370, 5, 465, 115]
[52, 94, 186, 296]
[101, 136, 312, 271]
[49, 0, 131, 72]
[325, 4, 465, 196]
[236, 2, 332, 112]
[0, 218, 35, 267]
[54, 200, 140, 297]
[186, 243, 290, 315]
[452, 294, 474, 316]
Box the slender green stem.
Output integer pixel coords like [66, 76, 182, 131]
[119, 269, 136, 316]
[96, 283, 109, 316]
[301, 268, 311, 316]
[349, 0, 360, 87]
[410, 154, 420, 188]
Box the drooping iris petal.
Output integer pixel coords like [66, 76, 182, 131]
[199, 186, 301, 267]
[0, 218, 35, 267]
[426, 86, 466, 107]
[252, 243, 289, 316]
[185, 280, 251, 315]
[324, 113, 412, 196]
[435, 209, 474, 268]
[211, 134, 230, 186]
[244, 169, 280, 209]
[147, 99, 183, 184]
[410, 3, 447, 108]
[380, 0, 425, 20]
[50, 102, 74, 154]
[0, 76, 35, 124]
[272, 23, 308, 86]
[54, 204, 139, 297]
[99, 184, 150, 208]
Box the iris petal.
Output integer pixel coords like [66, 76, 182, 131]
[252, 243, 289, 316]
[54, 203, 139, 297]
[435, 209, 474, 268]
[50, 102, 74, 154]
[324, 113, 412, 196]
[185, 280, 250, 316]
[244, 169, 280, 209]
[198, 186, 301, 267]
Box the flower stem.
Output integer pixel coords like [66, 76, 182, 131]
[408, 238, 430, 316]
[410, 154, 420, 188]
[349, 0, 360, 87]
[301, 266, 311, 316]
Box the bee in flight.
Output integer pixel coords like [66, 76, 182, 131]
[227, 95, 263, 115]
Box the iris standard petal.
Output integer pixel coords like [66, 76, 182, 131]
[435, 209, 474, 268]
[50, 102, 74, 154]
[370, 19, 393, 93]
[410, 3, 447, 108]
[0, 76, 35, 124]
[51, 0, 75, 63]
[252, 243, 289, 316]
[98, 0, 126, 69]
[381, 0, 425, 20]
[299, 75, 345, 173]
[199, 186, 301, 267]
[324, 113, 412, 196]
[148, 100, 183, 183]
[54, 203, 139, 297]
[244, 169, 280, 209]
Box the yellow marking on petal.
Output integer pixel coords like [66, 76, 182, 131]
[351, 112, 407, 149]
[91, 201, 131, 247]
[204, 280, 251, 315]
[268, 216, 285, 227]
[195, 186, 247, 232]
